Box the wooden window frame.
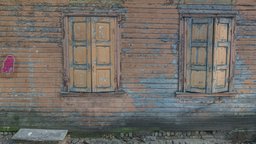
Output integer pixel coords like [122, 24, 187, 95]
[177, 14, 237, 97]
[62, 13, 122, 94]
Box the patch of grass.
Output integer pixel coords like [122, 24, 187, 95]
[0, 126, 19, 132]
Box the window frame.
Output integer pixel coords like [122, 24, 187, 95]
[177, 14, 237, 97]
[62, 13, 121, 94]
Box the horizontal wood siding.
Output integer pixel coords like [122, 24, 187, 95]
[0, 0, 255, 131]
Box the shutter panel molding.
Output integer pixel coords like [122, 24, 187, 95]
[212, 18, 232, 93]
[68, 17, 92, 92]
[67, 16, 117, 93]
[185, 18, 213, 93]
[179, 15, 235, 95]
[91, 17, 116, 92]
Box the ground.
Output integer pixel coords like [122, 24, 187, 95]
[0, 130, 255, 144]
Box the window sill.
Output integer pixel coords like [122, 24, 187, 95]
[176, 92, 237, 98]
[60, 90, 127, 97]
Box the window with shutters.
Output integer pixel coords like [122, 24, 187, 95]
[178, 17, 235, 95]
[63, 16, 118, 93]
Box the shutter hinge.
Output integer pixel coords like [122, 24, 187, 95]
[92, 65, 95, 72]
[114, 77, 117, 83]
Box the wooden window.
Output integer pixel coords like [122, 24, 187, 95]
[64, 16, 117, 93]
[178, 17, 235, 95]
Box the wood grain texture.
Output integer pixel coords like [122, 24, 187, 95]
[0, 0, 255, 132]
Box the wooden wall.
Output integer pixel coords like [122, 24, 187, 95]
[0, 0, 255, 132]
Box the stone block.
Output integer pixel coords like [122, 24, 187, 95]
[12, 128, 68, 144]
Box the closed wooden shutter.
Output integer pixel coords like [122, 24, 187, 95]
[68, 17, 91, 92]
[91, 17, 116, 92]
[67, 16, 116, 93]
[186, 18, 213, 93]
[212, 18, 232, 93]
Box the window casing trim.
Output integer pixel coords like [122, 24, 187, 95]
[177, 14, 236, 96]
[176, 92, 237, 98]
[62, 13, 121, 93]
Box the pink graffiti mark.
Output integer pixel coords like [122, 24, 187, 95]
[1, 55, 15, 73]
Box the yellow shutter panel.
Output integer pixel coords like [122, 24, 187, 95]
[212, 18, 232, 93]
[91, 17, 116, 92]
[68, 17, 91, 92]
[186, 18, 213, 93]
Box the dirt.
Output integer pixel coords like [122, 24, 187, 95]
[0, 130, 255, 144]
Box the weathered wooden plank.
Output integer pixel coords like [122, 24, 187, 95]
[127, 13, 179, 19]
[184, 0, 233, 4]
[121, 53, 177, 59]
[121, 58, 176, 64]
[122, 43, 173, 49]
[0, 0, 68, 5]
[127, 8, 178, 14]
[0, 37, 61, 42]
[179, 4, 234, 10]
[122, 69, 176, 75]
[125, 0, 170, 3]
[121, 73, 175, 78]
[237, 21, 256, 26]
[13, 67, 62, 73]
[0, 10, 61, 17]
[124, 3, 177, 8]
[123, 28, 178, 34]
[237, 25, 256, 30]
[121, 77, 178, 83]
[0, 78, 62, 83]
[236, 5, 256, 10]
[122, 63, 174, 69]
[122, 48, 175, 54]
[0, 26, 62, 32]
[122, 39, 176, 44]
[0, 16, 60, 22]
[236, 0, 256, 5]
[0, 5, 60, 12]
[0, 83, 60, 88]
[0, 48, 62, 53]
[123, 84, 177, 89]
[0, 32, 61, 38]
[236, 40, 256, 45]
[125, 18, 179, 24]
[0, 88, 59, 93]
[122, 33, 177, 39]
[0, 42, 61, 48]
[237, 31, 256, 36]
[0, 21, 61, 27]
[0, 53, 62, 59]
[123, 23, 179, 29]
[12, 58, 62, 63]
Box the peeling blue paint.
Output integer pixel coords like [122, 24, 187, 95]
[33, 5, 46, 11]
[0, 5, 21, 11]
[160, 34, 176, 42]
[16, 20, 35, 25]
[237, 35, 256, 39]
[140, 78, 178, 84]
[15, 27, 61, 33]
[0, 1, 255, 132]
[171, 59, 177, 64]
[171, 44, 177, 53]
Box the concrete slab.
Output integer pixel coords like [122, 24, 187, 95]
[12, 128, 68, 143]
